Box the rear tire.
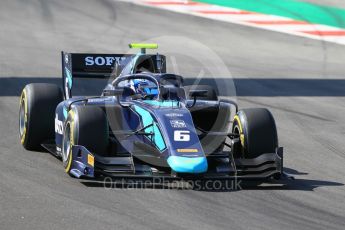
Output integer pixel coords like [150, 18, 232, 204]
[62, 106, 109, 175]
[232, 108, 278, 159]
[19, 83, 63, 150]
[184, 85, 218, 101]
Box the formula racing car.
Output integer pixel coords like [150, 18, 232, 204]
[19, 43, 285, 181]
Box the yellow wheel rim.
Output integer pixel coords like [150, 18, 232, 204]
[19, 89, 28, 144]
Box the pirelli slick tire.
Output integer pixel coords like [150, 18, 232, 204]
[232, 108, 278, 159]
[184, 85, 218, 101]
[19, 83, 63, 150]
[62, 106, 109, 176]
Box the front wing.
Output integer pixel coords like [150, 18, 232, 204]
[66, 145, 284, 181]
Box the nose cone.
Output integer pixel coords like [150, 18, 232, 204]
[167, 156, 208, 173]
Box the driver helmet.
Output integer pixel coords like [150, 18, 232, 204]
[127, 79, 159, 98]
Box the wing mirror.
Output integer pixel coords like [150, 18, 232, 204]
[103, 88, 131, 108]
[187, 90, 208, 108]
[189, 90, 208, 98]
[102, 88, 124, 96]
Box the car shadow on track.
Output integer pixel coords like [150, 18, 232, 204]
[2, 76, 345, 97]
[239, 167, 343, 192]
[240, 178, 344, 192]
[79, 167, 343, 192]
[0, 76, 109, 97]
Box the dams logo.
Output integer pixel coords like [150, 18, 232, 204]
[170, 120, 186, 128]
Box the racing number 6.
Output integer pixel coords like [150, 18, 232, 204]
[174, 130, 190, 142]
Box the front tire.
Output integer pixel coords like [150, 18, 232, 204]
[232, 108, 278, 159]
[62, 106, 109, 175]
[19, 83, 63, 150]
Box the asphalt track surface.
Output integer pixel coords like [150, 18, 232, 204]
[1, 0, 345, 229]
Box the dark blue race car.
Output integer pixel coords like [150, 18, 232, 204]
[19, 44, 285, 181]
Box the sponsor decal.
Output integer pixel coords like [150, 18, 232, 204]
[174, 130, 190, 142]
[55, 114, 63, 135]
[84, 56, 126, 66]
[170, 120, 186, 128]
[177, 149, 199, 153]
[87, 154, 94, 167]
[87, 98, 112, 103]
[165, 113, 183, 117]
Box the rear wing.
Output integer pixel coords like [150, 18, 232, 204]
[61, 52, 131, 99]
[61, 51, 167, 99]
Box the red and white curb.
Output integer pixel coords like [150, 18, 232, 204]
[121, 0, 345, 45]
